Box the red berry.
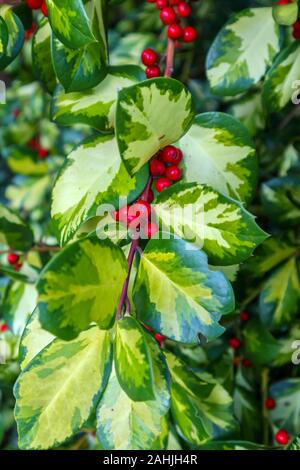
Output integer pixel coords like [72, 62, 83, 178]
[0, 323, 8, 333]
[177, 2, 191, 17]
[147, 0, 156, 3]
[27, 0, 43, 9]
[144, 222, 159, 238]
[229, 337, 241, 350]
[265, 397, 276, 410]
[160, 7, 177, 25]
[131, 201, 151, 220]
[14, 263, 23, 272]
[242, 358, 252, 368]
[275, 429, 289, 446]
[155, 178, 172, 192]
[112, 210, 120, 221]
[150, 158, 166, 177]
[7, 253, 20, 265]
[156, 0, 168, 9]
[145, 65, 161, 78]
[38, 147, 48, 159]
[293, 21, 300, 39]
[167, 23, 182, 39]
[155, 333, 165, 342]
[119, 206, 133, 224]
[147, 189, 154, 203]
[240, 311, 250, 322]
[28, 138, 39, 150]
[161, 145, 183, 165]
[169, 0, 180, 4]
[141, 48, 158, 66]
[277, 0, 290, 4]
[165, 165, 181, 181]
[182, 26, 197, 43]
[41, 1, 48, 17]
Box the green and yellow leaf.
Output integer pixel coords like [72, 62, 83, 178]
[0, 204, 33, 251]
[32, 19, 57, 93]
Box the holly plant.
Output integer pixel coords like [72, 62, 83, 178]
[0, 0, 300, 452]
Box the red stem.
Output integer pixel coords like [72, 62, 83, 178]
[164, 39, 175, 78]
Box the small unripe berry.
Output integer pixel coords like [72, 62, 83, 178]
[150, 158, 166, 176]
[156, 0, 168, 9]
[145, 65, 161, 78]
[161, 145, 183, 165]
[7, 253, 20, 265]
[167, 23, 182, 39]
[155, 178, 172, 192]
[144, 222, 159, 238]
[0, 323, 8, 333]
[182, 26, 197, 43]
[265, 397, 276, 410]
[27, 0, 43, 9]
[141, 48, 158, 66]
[165, 165, 182, 181]
[41, 1, 48, 16]
[275, 429, 289, 446]
[240, 311, 250, 322]
[229, 337, 241, 350]
[177, 2, 191, 18]
[160, 7, 177, 25]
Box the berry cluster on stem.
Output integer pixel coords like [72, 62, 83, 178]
[7, 252, 22, 272]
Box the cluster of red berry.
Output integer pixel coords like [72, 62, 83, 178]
[7, 252, 22, 272]
[28, 138, 49, 160]
[277, 0, 300, 39]
[141, 0, 197, 77]
[26, 0, 48, 17]
[0, 323, 8, 333]
[150, 145, 182, 191]
[113, 199, 158, 239]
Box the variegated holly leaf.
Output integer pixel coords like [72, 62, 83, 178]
[229, 92, 265, 136]
[0, 204, 33, 251]
[14, 326, 112, 450]
[261, 176, 300, 226]
[52, 65, 144, 131]
[134, 238, 234, 344]
[0, 6, 24, 70]
[97, 339, 170, 450]
[32, 19, 57, 93]
[270, 379, 300, 437]
[166, 352, 235, 445]
[262, 42, 300, 113]
[259, 258, 300, 328]
[51, 33, 107, 92]
[287, 435, 300, 450]
[116, 77, 195, 175]
[46, 0, 95, 49]
[114, 316, 155, 401]
[0, 16, 8, 60]
[155, 183, 267, 265]
[206, 7, 280, 96]
[243, 319, 280, 365]
[3, 281, 37, 336]
[178, 112, 257, 204]
[19, 308, 55, 370]
[5, 146, 49, 176]
[51, 134, 148, 245]
[37, 237, 127, 339]
[84, 0, 108, 61]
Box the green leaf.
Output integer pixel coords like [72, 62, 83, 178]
[134, 238, 234, 344]
[114, 316, 155, 401]
[234, 374, 262, 442]
[0, 6, 24, 70]
[14, 326, 112, 450]
[262, 42, 300, 113]
[97, 339, 170, 450]
[273, 3, 298, 26]
[37, 237, 127, 339]
[32, 19, 57, 93]
[286, 435, 300, 450]
[52, 65, 144, 131]
[200, 440, 268, 450]
[270, 379, 300, 436]
[51, 33, 107, 92]
[116, 77, 195, 175]
[0, 204, 33, 251]
[259, 258, 300, 328]
[46, 0, 95, 49]
[261, 176, 300, 226]
[206, 7, 280, 96]
[155, 182, 267, 265]
[51, 134, 149, 245]
[166, 352, 235, 445]
[229, 92, 266, 136]
[6, 146, 49, 176]
[19, 307, 55, 370]
[84, 0, 108, 61]
[243, 319, 280, 365]
[2, 281, 37, 335]
[0, 16, 8, 60]
[179, 112, 257, 204]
